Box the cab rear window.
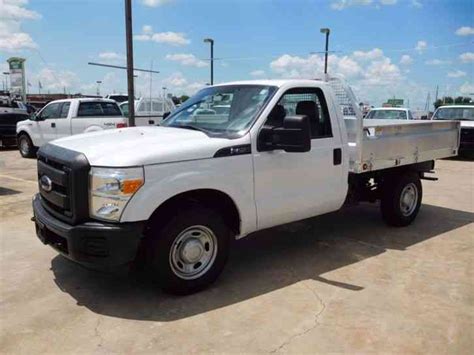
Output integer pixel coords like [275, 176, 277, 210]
[77, 102, 122, 117]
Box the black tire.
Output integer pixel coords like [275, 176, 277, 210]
[17, 133, 36, 158]
[380, 172, 422, 227]
[148, 206, 231, 295]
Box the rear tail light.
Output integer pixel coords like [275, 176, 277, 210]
[116, 123, 127, 128]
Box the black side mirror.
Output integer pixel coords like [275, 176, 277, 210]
[272, 115, 311, 153]
[163, 111, 171, 120]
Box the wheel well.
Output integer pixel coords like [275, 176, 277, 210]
[146, 189, 241, 236]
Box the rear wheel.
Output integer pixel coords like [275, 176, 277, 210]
[17, 133, 36, 158]
[148, 206, 231, 295]
[380, 172, 422, 227]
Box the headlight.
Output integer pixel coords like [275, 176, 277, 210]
[89, 167, 144, 222]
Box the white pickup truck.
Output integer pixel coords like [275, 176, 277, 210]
[16, 98, 126, 158]
[31, 78, 460, 294]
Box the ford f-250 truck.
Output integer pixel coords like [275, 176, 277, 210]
[32, 77, 460, 294]
[16, 98, 127, 158]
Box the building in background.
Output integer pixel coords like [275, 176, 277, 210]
[7, 57, 26, 102]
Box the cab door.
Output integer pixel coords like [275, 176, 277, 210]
[35, 102, 61, 145]
[252, 86, 347, 230]
[55, 101, 71, 139]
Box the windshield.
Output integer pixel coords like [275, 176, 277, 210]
[433, 107, 474, 121]
[366, 110, 407, 120]
[161, 85, 277, 136]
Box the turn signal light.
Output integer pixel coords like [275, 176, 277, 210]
[122, 179, 143, 194]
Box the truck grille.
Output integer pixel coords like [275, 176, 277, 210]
[37, 144, 90, 225]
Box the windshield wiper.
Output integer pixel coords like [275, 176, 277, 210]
[169, 124, 209, 133]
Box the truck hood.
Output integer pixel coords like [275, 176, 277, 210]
[51, 126, 239, 166]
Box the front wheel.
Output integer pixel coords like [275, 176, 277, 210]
[380, 172, 422, 227]
[148, 206, 231, 295]
[17, 133, 36, 158]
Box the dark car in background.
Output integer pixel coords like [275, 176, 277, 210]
[0, 113, 31, 147]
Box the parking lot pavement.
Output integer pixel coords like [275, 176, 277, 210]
[0, 148, 472, 354]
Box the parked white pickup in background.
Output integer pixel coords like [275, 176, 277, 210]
[16, 98, 127, 158]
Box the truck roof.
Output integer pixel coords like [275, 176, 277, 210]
[370, 107, 410, 111]
[44, 98, 118, 104]
[436, 105, 474, 109]
[213, 79, 325, 88]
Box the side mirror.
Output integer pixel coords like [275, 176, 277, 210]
[272, 115, 311, 153]
[163, 111, 171, 120]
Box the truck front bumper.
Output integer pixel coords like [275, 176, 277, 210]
[32, 194, 144, 268]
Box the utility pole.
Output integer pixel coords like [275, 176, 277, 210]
[96, 80, 102, 96]
[124, 0, 135, 126]
[320, 28, 330, 75]
[204, 38, 214, 85]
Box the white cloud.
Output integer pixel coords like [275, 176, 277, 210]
[460, 52, 474, 63]
[400, 55, 413, 65]
[165, 53, 208, 68]
[330, 0, 372, 10]
[33, 68, 80, 91]
[447, 70, 466, 78]
[455, 26, 474, 36]
[0, 0, 41, 52]
[411, 0, 422, 8]
[250, 70, 266, 77]
[134, 25, 190, 46]
[140, 0, 173, 7]
[425, 59, 451, 65]
[352, 48, 384, 60]
[268, 49, 413, 106]
[330, 0, 399, 10]
[459, 82, 474, 95]
[142, 25, 153, 34]
[161, 72, 206, 95]
[415, 40, 427, 53]
[98, 51, 125, 62]
[152, 32, 189, 46]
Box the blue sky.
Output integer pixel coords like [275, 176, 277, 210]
[1, 0, 473, 109]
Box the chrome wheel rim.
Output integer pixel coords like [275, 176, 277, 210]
[169, 225, 217, 280]
[399, 183, 418, 216]
[19, 137, 28, 155]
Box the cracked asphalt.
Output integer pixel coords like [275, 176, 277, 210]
[0, 148, 473, 354]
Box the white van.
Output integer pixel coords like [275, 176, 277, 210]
[120, 97, 176, 126]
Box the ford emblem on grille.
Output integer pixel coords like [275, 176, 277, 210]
[40, 175, 53, 192]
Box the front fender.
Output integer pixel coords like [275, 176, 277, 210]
[16, 124, 37, 145]
[120, 155, 257, 237]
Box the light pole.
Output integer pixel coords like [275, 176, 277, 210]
[320, 28, 330, 74]
[162, 86, 167, 99]
[203, 38, 214, 85]
[96, 80, 102, 96]
[124, 0, 135, 126]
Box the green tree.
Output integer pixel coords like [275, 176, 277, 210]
[180, 95, 190, 103]
[454, 96, 464, 104]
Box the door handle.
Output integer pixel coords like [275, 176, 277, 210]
[333, 148, 342, 165]
[148, 120, 155, 125]
[51, 122, 56, 128]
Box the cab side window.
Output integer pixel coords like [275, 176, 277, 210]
[265, 88, 332, 139]
[59, 102, 70, 118]
[39, 103, 60, 119]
